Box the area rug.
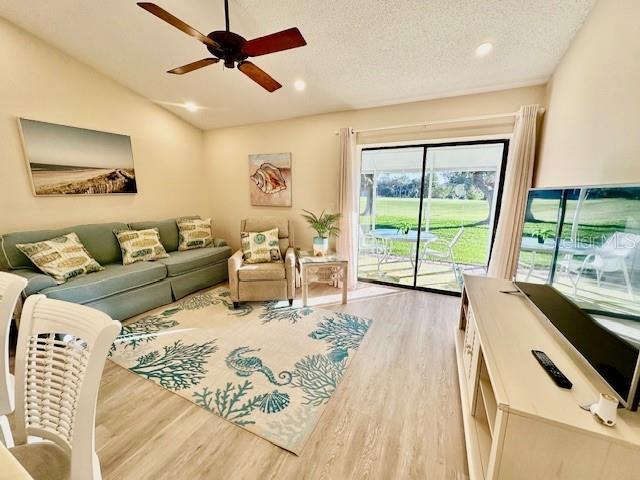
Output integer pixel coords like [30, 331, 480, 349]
[108, 286, 372, 454]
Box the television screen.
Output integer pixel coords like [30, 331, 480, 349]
[516, 185, 640, 321]
[515, 184, 640, 409]
[516, 281, 640, 409]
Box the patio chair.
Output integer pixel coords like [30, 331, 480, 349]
[421, 227, 464, 284]
[358, 226, 388, 271]
[559, 231, 640, 298]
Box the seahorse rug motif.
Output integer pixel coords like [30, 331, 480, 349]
[108, 286, 373, 454]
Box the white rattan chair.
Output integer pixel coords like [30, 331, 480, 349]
[10, 295, 121, 480]
[0, 272, 28, 447]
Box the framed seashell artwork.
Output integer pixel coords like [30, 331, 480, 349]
[249, 152, 292, 207]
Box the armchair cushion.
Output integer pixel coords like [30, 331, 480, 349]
[238, 261, 286, 281]
[241, 217, 294, 256]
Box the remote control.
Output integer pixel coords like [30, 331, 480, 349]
[531, 350, 573, 389]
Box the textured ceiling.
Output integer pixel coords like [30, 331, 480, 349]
[0, 0, 594, 129]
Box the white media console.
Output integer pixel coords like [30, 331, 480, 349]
[455, 275, 640, 480]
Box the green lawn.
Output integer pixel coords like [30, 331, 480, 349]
[360, 197, 492, 265]
[359, 196, 640, 267]
[520, 198, 639, 269]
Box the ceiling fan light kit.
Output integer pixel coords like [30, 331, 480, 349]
[137, 0, 307, 92]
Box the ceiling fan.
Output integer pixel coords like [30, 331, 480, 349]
[137, 0, 307, 92]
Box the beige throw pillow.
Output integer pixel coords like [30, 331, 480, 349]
[177, 218, 213, 251]
[16, 233, 104, 284]
[240, 228, 282, 264]
[115, 228, 169, 265]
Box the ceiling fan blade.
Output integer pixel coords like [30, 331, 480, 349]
[242, 27, 307, 57]
[167, 58, 219, 74]
[238, 61, 282, 92]
[137, 2, 220, 48]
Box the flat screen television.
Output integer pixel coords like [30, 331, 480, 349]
[515, 281, 640, 410]
[515, 184, 640, 410]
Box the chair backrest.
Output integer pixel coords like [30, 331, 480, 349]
[13, 295, 121, 480]
[241, 217, 294, 255]
[601, 232, 640, 258]
[0, 272, 28, 415]
[449, 227, 465, 248]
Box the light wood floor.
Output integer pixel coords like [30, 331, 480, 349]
[95, 283, 468, 479]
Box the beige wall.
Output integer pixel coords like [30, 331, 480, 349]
[0, 17, 208, 233]
[535, 0, 640, 187]
[204, 85, 545, 250]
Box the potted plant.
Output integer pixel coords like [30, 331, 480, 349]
[301, 209, 341, 256]
[396, 220, 412, 235]
[532, 228, 554, 244]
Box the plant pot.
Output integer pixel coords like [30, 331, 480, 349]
[313, 236, 329, 256]
[537, 236, 544, 244]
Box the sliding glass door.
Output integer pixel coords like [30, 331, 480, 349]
[357, 140, 508, 294]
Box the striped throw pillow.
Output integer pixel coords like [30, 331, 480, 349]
[16, 233, 104, 284]
[115, 228, 169, 265]
[177, 218, 213, 251]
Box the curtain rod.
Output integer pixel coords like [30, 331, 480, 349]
[333, 108, 545, 135]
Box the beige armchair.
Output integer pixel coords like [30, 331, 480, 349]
[228, 217, 296, 308]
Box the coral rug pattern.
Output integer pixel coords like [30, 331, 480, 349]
[108, 286, 372, 454]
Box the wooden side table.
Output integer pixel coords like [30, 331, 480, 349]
[297, 250, 348, 307]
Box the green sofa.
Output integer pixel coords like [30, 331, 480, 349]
[0, 217, 231, 320]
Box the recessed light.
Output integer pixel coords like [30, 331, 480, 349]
[183, 101, 199, 112]
[293, 79, 306, 91]
[475, 42, 494, 57]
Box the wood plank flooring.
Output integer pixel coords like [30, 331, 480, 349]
[95, 284, 468, 479]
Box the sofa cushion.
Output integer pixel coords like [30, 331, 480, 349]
[159, 246, 231, 277]
[238, 261, 285, 281]
[1, 222, 127, 269]
[40, 261, 167, 304]
[128, 216, 200, 253]
[11, 270, 58, 295]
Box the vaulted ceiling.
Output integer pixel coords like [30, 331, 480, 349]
[0, 0, 594, 129]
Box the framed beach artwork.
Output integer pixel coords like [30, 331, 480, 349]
[19, 118, 137, 196]
[248, 152, 292, 207]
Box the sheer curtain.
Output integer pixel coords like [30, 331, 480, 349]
[336, 127, 359, 289]
[488, 104, 540, 279]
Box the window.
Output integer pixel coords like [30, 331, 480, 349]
[358, 140, 509, 294]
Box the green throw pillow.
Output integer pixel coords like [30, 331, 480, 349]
[177, 218, 213, 251]
[16, 232, 104, 284]
[241, 228, 282, 264]
[115, 228, 169, 265]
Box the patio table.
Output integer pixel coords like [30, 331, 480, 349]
[519, 236, 597, 283]
[370, 229, 438, 269]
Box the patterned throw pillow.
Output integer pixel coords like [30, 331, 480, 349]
[115, 228, 169, 265]
[240, 228, 282, 264]
[16, 233, 104, 284]
[177, 218, 213, 251]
